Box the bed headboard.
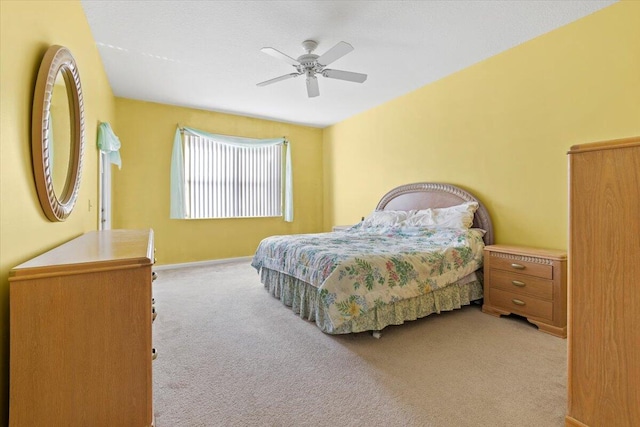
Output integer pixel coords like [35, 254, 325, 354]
[375, 182, 494, 245]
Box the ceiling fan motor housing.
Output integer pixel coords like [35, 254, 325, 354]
[296, 53, 323, 74]
[297, 40, 326, 74]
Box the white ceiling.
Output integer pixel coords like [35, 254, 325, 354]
[81, 0, 615, 128]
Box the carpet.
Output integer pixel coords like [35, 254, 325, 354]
[152, 261, 567, 426]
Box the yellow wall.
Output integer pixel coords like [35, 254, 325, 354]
[113, 98, 324, 265]
[1, 0, 637, 423]
[323, 1, 640, 250]
[0, 0, 115, 423]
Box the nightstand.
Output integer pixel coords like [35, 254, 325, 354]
[482, 244, 567, 338]
[332, 225, 353, 232]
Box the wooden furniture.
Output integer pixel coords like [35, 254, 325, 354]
[9, 229, 156, 427]
[566, 137, 640, 427]
[482, 244, 567, 338]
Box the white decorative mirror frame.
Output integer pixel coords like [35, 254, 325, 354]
[32, 45, 85, 221]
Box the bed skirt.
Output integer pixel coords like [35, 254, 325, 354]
[259, 267, 484, 334]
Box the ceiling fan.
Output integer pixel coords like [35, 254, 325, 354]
[257, 40, 367, 98]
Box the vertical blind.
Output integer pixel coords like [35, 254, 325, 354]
[183, 134, 283, 219]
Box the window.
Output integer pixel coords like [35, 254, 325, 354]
[183, 134, 283, 219]
[170, 127, 292, 221]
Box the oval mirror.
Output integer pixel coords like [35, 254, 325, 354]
[32, 45, 85, 221]
[50, 70, 73, 198]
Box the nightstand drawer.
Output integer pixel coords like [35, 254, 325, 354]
[489, 288, 553, 321]
[489, 269, 553, 300]
[490, 255, 553, 279]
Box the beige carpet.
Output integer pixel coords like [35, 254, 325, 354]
[152, 261, 567, 427]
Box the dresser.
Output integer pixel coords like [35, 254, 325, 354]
[566, 137, 639, 427]
[482, 244, 567, 338]
[9, 229, 156, 427]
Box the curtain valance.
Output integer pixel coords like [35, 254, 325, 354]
[97, 122, 122, 169]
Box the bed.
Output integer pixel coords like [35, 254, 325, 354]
[251, 182, 494, 335]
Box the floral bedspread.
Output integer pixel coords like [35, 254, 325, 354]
[251, 226, 485, 330]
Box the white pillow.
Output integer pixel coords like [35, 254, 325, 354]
[404, 210, 435, 227]
[405, 202, 478, 229]
[361, 210, 410, 228]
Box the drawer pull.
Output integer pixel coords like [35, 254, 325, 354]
[152, 271, 158, 281]
[512, 299, 526, 306]
[152, 348, 158, 361]
[152, 307, 157, 321]
[511, 263, 525, 270]
[511, 280, 526, 287]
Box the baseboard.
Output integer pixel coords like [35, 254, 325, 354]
[153, 256, 253, 271]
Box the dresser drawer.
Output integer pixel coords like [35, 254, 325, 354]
[489, 269, 553, 300]
[489, 288, 553, 321]
[490, 254, 553, 279]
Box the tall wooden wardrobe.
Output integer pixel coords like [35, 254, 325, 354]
[567, 137, 639, 427]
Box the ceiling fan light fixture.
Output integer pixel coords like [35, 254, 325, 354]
[257, 39, 367, 98]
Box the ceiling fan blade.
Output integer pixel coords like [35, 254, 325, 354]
[260, 47, 300, 66]
[306, 75, 319, 98]
[256, 73, 300, 87]
[322, 69, 367, 83]
[316, 41, 354, 66]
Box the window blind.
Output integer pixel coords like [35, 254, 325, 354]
[183, 134, 283, 219]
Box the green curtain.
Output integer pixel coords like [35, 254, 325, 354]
[97, 122, 122, 169]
